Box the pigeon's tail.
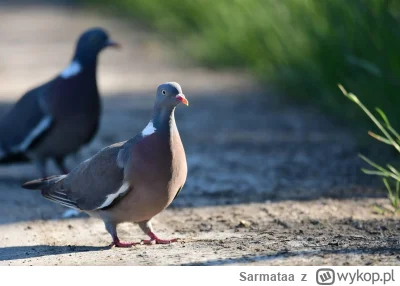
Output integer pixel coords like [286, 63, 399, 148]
[21, 175, 67, 190]
[22, 175, 78, 210]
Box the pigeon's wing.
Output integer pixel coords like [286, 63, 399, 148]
[52, 141, 128, 211]
[38, 133, 145, 211]
[0, 85, 54, 157]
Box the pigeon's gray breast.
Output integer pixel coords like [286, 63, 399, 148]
[101, 126, 187, 223]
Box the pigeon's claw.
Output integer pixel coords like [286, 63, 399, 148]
[142, 231, 178, 245]
[111, 239, 139, 248]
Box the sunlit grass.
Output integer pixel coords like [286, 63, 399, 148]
[340, 85, 400, 213]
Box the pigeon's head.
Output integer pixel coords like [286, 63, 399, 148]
[74, 27, 120, 64]
[155, 82, 189, 109]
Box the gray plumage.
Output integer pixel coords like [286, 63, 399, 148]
[0, 27, 120, 177]
[22, 82, 189, 247]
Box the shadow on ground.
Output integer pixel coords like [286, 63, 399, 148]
[184, 247, 400, 266]
[0, 245, 109, 261]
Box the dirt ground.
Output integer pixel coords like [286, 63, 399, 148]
[0, 3, 399, 266]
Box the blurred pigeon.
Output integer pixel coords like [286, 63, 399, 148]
[22, 82, 189, 247]
[0, 27, 120, 177]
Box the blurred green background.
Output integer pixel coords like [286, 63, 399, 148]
[84, 0, 400, 126]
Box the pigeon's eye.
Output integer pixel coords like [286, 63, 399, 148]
[162, 90, 166, 95]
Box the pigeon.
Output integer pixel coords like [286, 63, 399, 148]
[0, 27, 120, 177]
[22, 82, 189, 247]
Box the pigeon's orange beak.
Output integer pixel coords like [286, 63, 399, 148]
[106, 39, 121, 49]
[176, 94, 189, 106]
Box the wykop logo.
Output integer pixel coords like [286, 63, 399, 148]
[316, 268, 335, 285]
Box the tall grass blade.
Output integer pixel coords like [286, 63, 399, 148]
[368, 131, 392, 145]
[339, 85, 400, 153]
[361, 169, 389, 176]
[359, 154, 388, 173]
[387, 165, 400, 177]
[376, 108, 390, 126]
[383, 178, 395, 206]
[342, 85, 400, 212]
[376, 108, 400, 141]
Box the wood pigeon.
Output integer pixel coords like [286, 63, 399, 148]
[22, 82, 189, 247]
[0, 27, 120, 177]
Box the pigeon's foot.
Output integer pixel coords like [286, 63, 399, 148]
[142, 231, 178, 245]
[111, 239, 138, 248]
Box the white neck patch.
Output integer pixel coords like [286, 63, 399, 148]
[60, 60, 82, 79]
[141, 120, 156, 136]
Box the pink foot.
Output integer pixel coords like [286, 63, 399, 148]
[142, 231, 178, 245]
[111, 239, 138, 248]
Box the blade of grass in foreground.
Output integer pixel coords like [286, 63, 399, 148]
[339, 85, 400, 153]
[340, 84, 400, 212]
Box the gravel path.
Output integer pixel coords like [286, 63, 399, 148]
[0, 3, 399, 266]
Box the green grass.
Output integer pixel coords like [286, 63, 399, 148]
[85, 0, 400, 125]
[341, 85, 400, 213]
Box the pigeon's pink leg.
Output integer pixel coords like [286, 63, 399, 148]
[106, 222, 138, 247]
[111, 238, 139, 248]
[142, 231, 178, 245]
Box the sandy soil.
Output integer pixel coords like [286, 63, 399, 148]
[0, 3, 399, 266]
[1, 199, 400, 266]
